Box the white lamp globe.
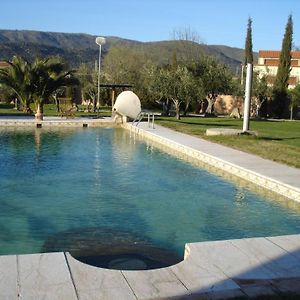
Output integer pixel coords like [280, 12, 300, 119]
[95, 37, 106, 45]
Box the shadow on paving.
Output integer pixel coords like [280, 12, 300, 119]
[165, 238, 300, 299]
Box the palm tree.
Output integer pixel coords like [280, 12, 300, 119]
[0, 56, 34, 113]
[0, 56, 79, 119]
[31, 57, 79, 120]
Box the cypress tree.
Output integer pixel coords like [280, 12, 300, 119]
[244, 17, 253, 65]
[272, 15, 293, 118]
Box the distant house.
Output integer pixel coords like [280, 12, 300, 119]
[0, 61, 9, 69]
[254, 50, 300, 89]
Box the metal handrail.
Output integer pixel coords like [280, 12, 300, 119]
[132, 112, 155, 129]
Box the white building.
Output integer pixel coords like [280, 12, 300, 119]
[254, 50, 300, 89]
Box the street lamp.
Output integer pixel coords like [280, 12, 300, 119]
[95, 36, 106, 116]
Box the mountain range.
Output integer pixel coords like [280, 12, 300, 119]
[0, 29, 256, 71]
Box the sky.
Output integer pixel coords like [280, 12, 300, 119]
[1, 0, 299, 51]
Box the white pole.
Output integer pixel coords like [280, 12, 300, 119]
[95, 36, 106, 115]
[242, 63, 253, 132]
[97, 44, 101, 114]
[152, 114, 155, 129]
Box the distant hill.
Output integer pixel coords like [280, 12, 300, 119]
[0, 29, 256, 70]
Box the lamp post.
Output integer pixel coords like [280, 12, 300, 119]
[95, 36, 106, 116]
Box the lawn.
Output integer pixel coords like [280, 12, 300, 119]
[155, 116, 300, 169]
[0, 103, 112, 118]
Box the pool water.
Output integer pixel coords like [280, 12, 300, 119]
[0, 128, 299, 268]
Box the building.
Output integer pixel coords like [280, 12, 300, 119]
[0, 61, 9, 69]
[254, 50, 300, 89]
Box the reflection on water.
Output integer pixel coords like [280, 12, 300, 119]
[235, 189, 246, 206]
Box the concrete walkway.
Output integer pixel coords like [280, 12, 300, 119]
[1, 235, 300, 299]
[125, 122, 300, 202]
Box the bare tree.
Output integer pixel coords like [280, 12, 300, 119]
[171, 27, 204, 61]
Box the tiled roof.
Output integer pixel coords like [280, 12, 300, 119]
[259, 50, 300, 59]
[0, 61, 10, 68]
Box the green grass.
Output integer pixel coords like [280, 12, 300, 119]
[0, 103, 26, 116]
[155, 116, 300, 169]
[0, 103, 112, 118]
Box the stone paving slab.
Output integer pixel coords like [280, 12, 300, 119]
[1, 235, 300, 299]
[170, 254, 239, 294]
[122, 267, 189, 300]
[231, 237, 300, 278]
[267, 234, 300, 261]
[66, 253, 136, 300]
[187, 240, 277, 280]
[0, 255, 17, 300]
[18, 252, 77, 300]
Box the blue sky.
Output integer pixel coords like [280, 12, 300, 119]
[1, 0, 299, 51]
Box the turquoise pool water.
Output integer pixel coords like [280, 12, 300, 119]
[0, 127, 300, 267]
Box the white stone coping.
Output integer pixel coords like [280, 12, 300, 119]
[123, 123, 300, 202]
[1, 234, 300, 299]
[0, 117, 116, 128]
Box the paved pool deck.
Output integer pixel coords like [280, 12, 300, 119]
[125, 122, 300, 202]
[1, 235, 300, 299]
[0, 117, 300, 299]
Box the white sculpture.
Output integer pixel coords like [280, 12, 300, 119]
[113, 91, 141, 120]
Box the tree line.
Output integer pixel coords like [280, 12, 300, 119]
[0, 16, 299, 120]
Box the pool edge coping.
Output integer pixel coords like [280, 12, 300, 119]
[122, 122, 300, 203]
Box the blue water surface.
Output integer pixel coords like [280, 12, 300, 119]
[0, 127, 299, 257]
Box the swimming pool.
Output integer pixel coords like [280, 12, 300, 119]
[0, 127, 299, 269]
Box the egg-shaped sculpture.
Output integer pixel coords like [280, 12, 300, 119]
[113, 91, 141, 119]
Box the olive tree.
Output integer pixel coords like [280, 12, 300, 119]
[252, 74, 272, 118]
[148, 64, 198, 119]
[103, 46, 153, 103]
[191, 56, 233, 116]
[289, 84, 300, 119]
[77, 63, 98, 111]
